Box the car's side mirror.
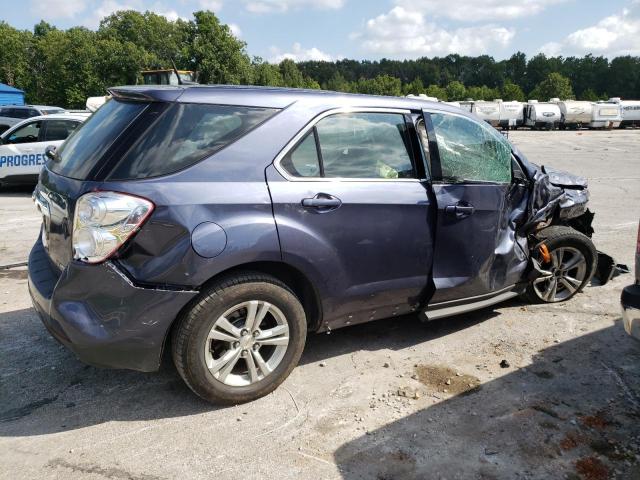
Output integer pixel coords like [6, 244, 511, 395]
[45, 145, 57, 161]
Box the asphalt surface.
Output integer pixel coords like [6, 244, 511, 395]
[1, 129, 639, 480]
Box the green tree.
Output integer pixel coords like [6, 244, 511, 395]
[303, 76, 321, 89]
[355, 75, 402, 96]
[280, 59, 305, 88]
[530, 72, 574, 101]
[580, 88, 599, 102]
[324, 72, 351, 92]
[251, 58, 283, 86]
[0, 22, 31, 88]
[424, 84, 447, 100]
[182, 11, 252, 84]
[445, 80, 466, 101]
[403, 77, 424, 95]
[501, 81, 525, 101]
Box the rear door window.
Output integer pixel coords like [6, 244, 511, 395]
[109, 103, 277, 180]
[280, 131, 321, 178]
[43, 120, 80, 141]
[317, 112, 414, 179]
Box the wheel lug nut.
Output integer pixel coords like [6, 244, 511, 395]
[233, 342, 240, 349]
[241, 350, 248, 357]
[252, 344, 259, 351]
[253, 330, 260, 338]
[241, 329, 249, 336]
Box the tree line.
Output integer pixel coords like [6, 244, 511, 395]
[1, 10, 639, 109]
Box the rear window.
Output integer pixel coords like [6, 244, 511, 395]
[49, 100, 146, 179]
[108, 103, 276, 180]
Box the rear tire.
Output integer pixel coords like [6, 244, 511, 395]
[172, 272, 307, 404]
[524, 226, 597, 303]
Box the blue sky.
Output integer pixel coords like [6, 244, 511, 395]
[3, 0, 639, 61]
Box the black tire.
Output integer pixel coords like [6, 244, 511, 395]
[171, 272, 307, 404]
[524, 226, 597, 304]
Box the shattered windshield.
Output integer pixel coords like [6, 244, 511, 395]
[431, 113, 512, 184]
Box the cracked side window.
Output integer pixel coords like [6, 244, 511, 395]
[431, 113, 511, 183]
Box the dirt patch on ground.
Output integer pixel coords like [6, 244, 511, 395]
[575, 456, 609, 480]
[580, 412, 610, 430]
[414, 364, 481, 395]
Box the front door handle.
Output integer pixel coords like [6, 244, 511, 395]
[445, 203, 475, 219]
[301, 193, 342, 211]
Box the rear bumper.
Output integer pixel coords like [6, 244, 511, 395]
[621, 283, 640, 341]
[28, 239, 198, 372]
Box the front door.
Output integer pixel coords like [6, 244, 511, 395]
[268, 109, 435, 329]
[423, 109, 528, 305]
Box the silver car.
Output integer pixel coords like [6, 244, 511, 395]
[0, 105, 66, 134]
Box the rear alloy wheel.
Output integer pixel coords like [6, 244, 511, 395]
[172, 273, 307, 404]
[525, 226, 597, 303]
[205, 300, 290, 387]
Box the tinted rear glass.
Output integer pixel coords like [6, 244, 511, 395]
[48, 99, 145, 179]
[108, 103, 277, 180]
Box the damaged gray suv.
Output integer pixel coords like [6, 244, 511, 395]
[29, 86, 597, 404]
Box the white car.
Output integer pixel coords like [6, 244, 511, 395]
[0, 112, 89, 187]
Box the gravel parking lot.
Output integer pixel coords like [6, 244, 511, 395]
[1, 130, 639, 480]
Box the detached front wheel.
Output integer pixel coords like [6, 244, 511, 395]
[172, 273, 307, 404]
[525, 226, 597, 303]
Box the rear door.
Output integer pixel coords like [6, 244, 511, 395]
[422, 109, 528, 305]
[268, 109, 435, 328]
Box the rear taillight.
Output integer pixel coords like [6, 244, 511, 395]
[72, 191, 154, 263]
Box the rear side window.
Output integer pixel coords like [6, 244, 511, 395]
[430, 113, 511, 183]
[43, 120, 79, 141]
[280, 112, 415, 179]
[109, 103, 277, 180]
[49, 99, 146, 179]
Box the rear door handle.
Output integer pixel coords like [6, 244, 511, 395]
[301, 194, 342, 211]
[445, 203, 475, 219]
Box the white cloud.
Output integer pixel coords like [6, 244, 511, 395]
[229, 23, 242, 38]
[394, 0, 566, 21]
[539, 5, 640, 57]
[81, 0, 187, 28]
[30, 0, 87, 19]
[354, 6, 515, 57]
[198, 0, 223, 11]
[269, 42, 336, 62]
[244, 0, 344, 13]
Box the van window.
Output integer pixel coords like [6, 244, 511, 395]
[109, 103, 277, 179]
[430, 113, 511, 183]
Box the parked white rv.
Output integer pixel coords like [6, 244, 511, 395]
[590, 101, 622, 129]
[556, 100, 593, 129]
[472, 101, 500, 127]
[498, 101, 524, 129]
[459, 100, 474, 112]
[609, 98, 640, 127]
[524, 100, 561, 129]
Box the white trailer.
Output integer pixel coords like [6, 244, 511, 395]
[498, 101, 524, 129]
[524, 100, 561, 129]
[608, 98, 640, 127]
[556, 100, 593, 129]
[472, 101, 500, 127]
[590, 101, 622, 129]
[458, 100, 474, 112]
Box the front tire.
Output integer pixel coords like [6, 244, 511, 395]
[525, 226, 597, 303]
[172, 272, 307, 404]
